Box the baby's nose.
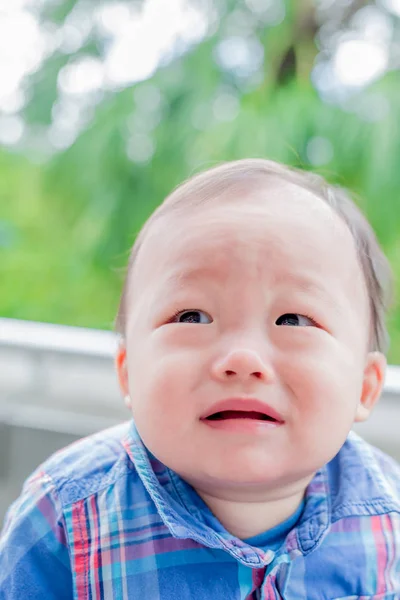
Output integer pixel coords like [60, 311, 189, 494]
[211, 348, 274, 383]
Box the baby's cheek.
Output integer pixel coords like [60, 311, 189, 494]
[142, 348, 203, 407]
[280, 340, 362, 407]
[133, 348, 204, 458]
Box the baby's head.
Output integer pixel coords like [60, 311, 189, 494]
[115, 159, 392, 500]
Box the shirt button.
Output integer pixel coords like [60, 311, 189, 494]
[263, 550, 275, 564]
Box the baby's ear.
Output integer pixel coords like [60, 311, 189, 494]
[354, 351, 386, 422]
[115, 343, 129, 397]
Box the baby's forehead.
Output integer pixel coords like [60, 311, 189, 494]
[136, 188, 363, 290]
[164, 179, 346, 235]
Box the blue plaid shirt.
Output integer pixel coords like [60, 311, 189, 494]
[1, 421, 400, 599]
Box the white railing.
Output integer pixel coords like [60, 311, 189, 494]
[0, 318, 123, 436]
[0, 318, 118, 357]
[0, 317, 399, 454]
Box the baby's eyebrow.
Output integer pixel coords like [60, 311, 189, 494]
[163, 263, 343, 305]
[165, 265, 226, 286]
[288, 275, 329, 295]
[286, 274, 349, 314]
[164, 269, 335, 306]
[285, 273, 340, 302]
[167, 267, 331, 289]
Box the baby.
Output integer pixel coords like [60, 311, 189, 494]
[1, 159, 400, 599]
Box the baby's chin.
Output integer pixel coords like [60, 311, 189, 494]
[177, 460, 315, 503]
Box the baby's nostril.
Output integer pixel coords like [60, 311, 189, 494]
[225, 370, 235, 376]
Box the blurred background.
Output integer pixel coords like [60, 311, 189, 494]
[0, 0, 400, 523]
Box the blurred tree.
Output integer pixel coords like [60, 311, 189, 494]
[0, 0, 399, 361]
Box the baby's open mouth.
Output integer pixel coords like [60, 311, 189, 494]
[202, 399, 284, 426]
[206, 410, 278, 422]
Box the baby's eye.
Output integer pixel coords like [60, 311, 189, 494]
[275, 313, 316, 327]
[172, 310, 212, 324]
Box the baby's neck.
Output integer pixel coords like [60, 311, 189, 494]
[196, 478, 311, 540]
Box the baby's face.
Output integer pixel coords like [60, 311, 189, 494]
[118, 182, 384, 496]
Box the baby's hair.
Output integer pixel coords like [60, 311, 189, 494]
[115, 159, 393, 353]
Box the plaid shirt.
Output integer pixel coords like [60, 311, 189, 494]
[1, 421, 400, 599]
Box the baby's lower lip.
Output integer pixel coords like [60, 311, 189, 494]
[202, 415, 283, 434]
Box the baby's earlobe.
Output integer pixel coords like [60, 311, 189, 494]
[354, 402, 370, 422]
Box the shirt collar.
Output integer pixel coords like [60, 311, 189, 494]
[122, 421, 400, 566]
[328, 430, 400, 518]
[123, 421, 276, 566]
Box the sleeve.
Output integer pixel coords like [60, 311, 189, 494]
[0, 470, 73, 599]
[389, 512, 400, 593]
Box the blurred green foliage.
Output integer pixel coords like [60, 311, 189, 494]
[1, 0, 399, 362]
